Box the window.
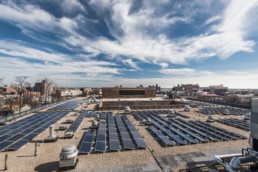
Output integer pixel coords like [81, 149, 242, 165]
[119, 90, 145, 95]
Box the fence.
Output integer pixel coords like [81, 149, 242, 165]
[0, 97, 75, 123]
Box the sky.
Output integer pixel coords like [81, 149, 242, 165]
[0, 0, 258, 88]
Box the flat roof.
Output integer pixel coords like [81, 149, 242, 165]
[0, 97, 249, 172]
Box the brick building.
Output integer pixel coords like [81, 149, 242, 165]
[102, 86, 156, 98]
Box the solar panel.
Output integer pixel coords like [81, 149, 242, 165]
[84, 135, 94, 142]
[131, 132, 142, 139]
[109, 133, 119, 141]
[6, 139, 28, 150]
[23, 133, 39, 141]
[97, 134, 106, 142]
[109, 141, 120, 151]
[134, 138, 147, 149]
[100, 112, 106, 119]
[78, 130, 96, 154]
[0, 141, 13, 150]
[79, 142, 92, 154]
[122, 139, 135, 150]
[0, 134, 12, 142]
[7, 134, 25, 142]
[49, 99, 84, 110]
[98, 129, 106, 135]
[148, 126, 174, 147]
[66, 111, 88, 133]
[95, 141, 106, 152]
[108, 128, 117, 134]
[120, 132, 130, 140]
[151, 121, 186, 145]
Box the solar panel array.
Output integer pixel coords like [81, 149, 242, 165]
[175, 112, 190, 119]
[216, 118, 250, 131]
[108, 112, 120, 151]
[78, 112, 146, 154]
[132, 110, 247, 147]
[0, 111, 69, 151]
[49, 99, 84, 110]
[66, 111, 88, 133]
[95, 121, 107, 152]
[78, 129, 96, 154]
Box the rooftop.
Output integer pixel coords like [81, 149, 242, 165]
[0, 97, 250, 172]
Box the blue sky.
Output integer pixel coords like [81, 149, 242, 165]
[0, 0, 258, 88]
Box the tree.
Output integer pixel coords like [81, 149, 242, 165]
[15, 76, 29, 113]
[2, 94, 17, 115]
[0, 78, 17, 117]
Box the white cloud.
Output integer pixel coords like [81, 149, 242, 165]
[159, 68, 213, 76]
[1, 0, 257, 66]
[0, 40, 67, 62]
[159, 63, 169, 68]
[204, 15, 221, 25]
[0, 0, 258, 88]
[0, 56, 121, 86]
[122, 59, 141, 70]
[69, 0, 257, 65]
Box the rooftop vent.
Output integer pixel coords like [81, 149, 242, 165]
[59, 144, 78, 170]
[44, 125, 57, 142]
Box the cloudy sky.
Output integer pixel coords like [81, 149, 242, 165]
[0, 0, 258, 88]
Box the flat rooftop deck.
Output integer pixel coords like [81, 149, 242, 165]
[0, 98, 249, 172]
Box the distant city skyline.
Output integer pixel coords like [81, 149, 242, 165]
[0, 0, 258, 88]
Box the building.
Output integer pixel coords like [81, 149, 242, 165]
[24, 91, 41, 98]
[34, 80, 52, 96]
[172, 84, 200, 94]
[102, 85, 156, 98]
[90, 88, 102, 95]
[60, 89, 82, 97]
[0, 85, 18, 94]
[201, 85, 228, 95]
[224, 94, 257, 105]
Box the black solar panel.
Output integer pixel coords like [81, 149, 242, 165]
[0, 141, 13, 150]
[78, 129, 96, 154]
[7, 134, 25, 142]
[109, 133, 119, 141]
[134, 138, 147, 149]
[97, 134, 106, 142]
[0, 111, 69, 151]
[66, 111, 88, 133]
[79, 142, 92, 153]
[6, 139, 28, 150]
[95, 141, 106, 152]
[109, 141, 120, 151]
[122, 139, 135, 150]
[23, 133, 39, 141]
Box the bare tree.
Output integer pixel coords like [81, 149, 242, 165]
[0, 78, 17, 116]
[15, 76, 29, 113]
[2, 94, 17, 115]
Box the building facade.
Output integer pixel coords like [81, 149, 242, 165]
[172, 84, 200, 94]
[201, 85, 228, 95]
[102, 86, 156, 98]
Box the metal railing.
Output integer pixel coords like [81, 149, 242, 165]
[0, 97, 76, 123]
